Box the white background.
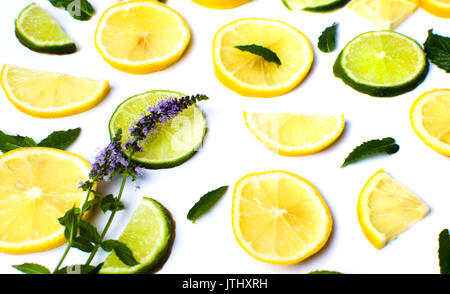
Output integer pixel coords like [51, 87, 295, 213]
[0, 0, 449, 274]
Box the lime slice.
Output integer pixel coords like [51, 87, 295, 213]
[333, 31, 428, 97]
[15, 3, 76, 54]
[99, 198, 174, 274]
[282, 0, 350, 11]
[109, 90, 206, 169]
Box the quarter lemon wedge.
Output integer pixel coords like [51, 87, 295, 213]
[0, 148, 92, 254]
[232, 171, 332, 264]
[349, 0, 418, 29]
[357, 169, 429, 250]
[1, 64, 109, 118]
[410, 89, 450, 156]
[244, 112, 344, 156]
[213, 18, 313, 98]
[95, 1, 190, 74]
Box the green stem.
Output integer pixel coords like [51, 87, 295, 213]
[53, 182, 95, 273]
[85, 174, 128, 266]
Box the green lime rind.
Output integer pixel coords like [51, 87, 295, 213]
[333, 31, 429, 97]
[108, 90, 207, 169]
[15, 3, 76, 54]
[99, 198, 175, 274]
[282, 0, 350, 12]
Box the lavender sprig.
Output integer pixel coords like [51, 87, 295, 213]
[48, 94, 209, 273]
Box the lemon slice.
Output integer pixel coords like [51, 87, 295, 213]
[349, 0, 419, 29]
[232, 171, 332, 264]
[419, 0, 450, 17]
[410, 89, 450, 156]
[357, 169, 429, 250]
[191, 0, 251, 9]
[213, 18, 313, 98]
[0, 147, 92, 254]
[95, 1, 190, 74]
[244, 112, 344, 156]
[1, 64, 109, 118]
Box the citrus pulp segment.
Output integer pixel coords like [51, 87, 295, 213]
[232, 171, 332, 264]
[357, 169, 429, 249]
[109, 90, 206, 169]
[410, 89, 450, 156]
[0, 147, 92, 254]
[213, 18, 313, 98]
[244, 112, 345, 156]
[95, 0, 190, 74]
[1, 65, 109, 118]
[100, 198, 174, 274]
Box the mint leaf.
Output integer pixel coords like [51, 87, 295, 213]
[49, 0, 94, 21]
[13, 263, 51, 274]
[234, 44, 281, 66]
[424, 29, 450, 73]
[187, 186, 228, 223]
[58, 206, 80, 242]
[78, 220, 101, 244]
[439, 229, 450, 274]
[38, 128, 81, 150]
[0, 130, 37, 153]
[341, 137, 399, 167]
[101, 240, 139, 266]
[100, 194, 125, 213]
[72, 236, 95, 253]
[318, 22, 338, 53]
[307, 270, 343, 274]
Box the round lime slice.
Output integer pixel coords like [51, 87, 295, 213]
[333, 31, 429, 97]
[282, 0, 350, 11]
[99, 198, 174, 274]
[15, 3, 76, 54]
[109, 90, 206, 169]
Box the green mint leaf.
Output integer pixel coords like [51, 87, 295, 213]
[54, 264, 99, 274]
[307, 270, 343, 274]
[234, 44, 281, 66]
[81, 197, 101, 214]
[58, 206, 80, 242]
[318, 22, 338, 53]
[439, 229, 450, 274]
[37, 128, 81, 150]
[78, 220, 101, 244]
[101, 240, 139, 266]
[100, 194, 125, 213]
[424, 29, 450, 73]
[72, 236, 95, 253]
[158, 0, 167, 2]
[0, 130, 37, 153]
[49, 0, 95, 21]
[12, 263, 51, 274]
[341, 137, 400, 168]
[187, 185, 228, 223]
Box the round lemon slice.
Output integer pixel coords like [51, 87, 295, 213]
[213, 18, 313, 98]
[410, 89, 450, 156]
[1, 64, 109, 118]
[244, 112, 344, 156]
[0, 148, 92, 254]
[232, 171, 332, 264]
[357, 169, 429, 250]
[95, 1, 190, 74]
[419, 0, 450, 18]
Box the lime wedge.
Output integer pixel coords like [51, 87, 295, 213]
[109, 90, 206, 169]
[281, 0, 350, 11]
[15, 3, 76, 54]
[333, 31, 428, 97]
[99, 198, 174, 274]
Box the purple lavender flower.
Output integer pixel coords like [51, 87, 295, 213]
[125, 94, 209, 153]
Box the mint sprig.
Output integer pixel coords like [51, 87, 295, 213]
[187, 186, 228, 223]
[0, 128, 81, 153]
[424, 29, 450, 73]
[234, 44, 282, 66]
[318, 22, 338, 53]
[341, 137, 399, 167]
